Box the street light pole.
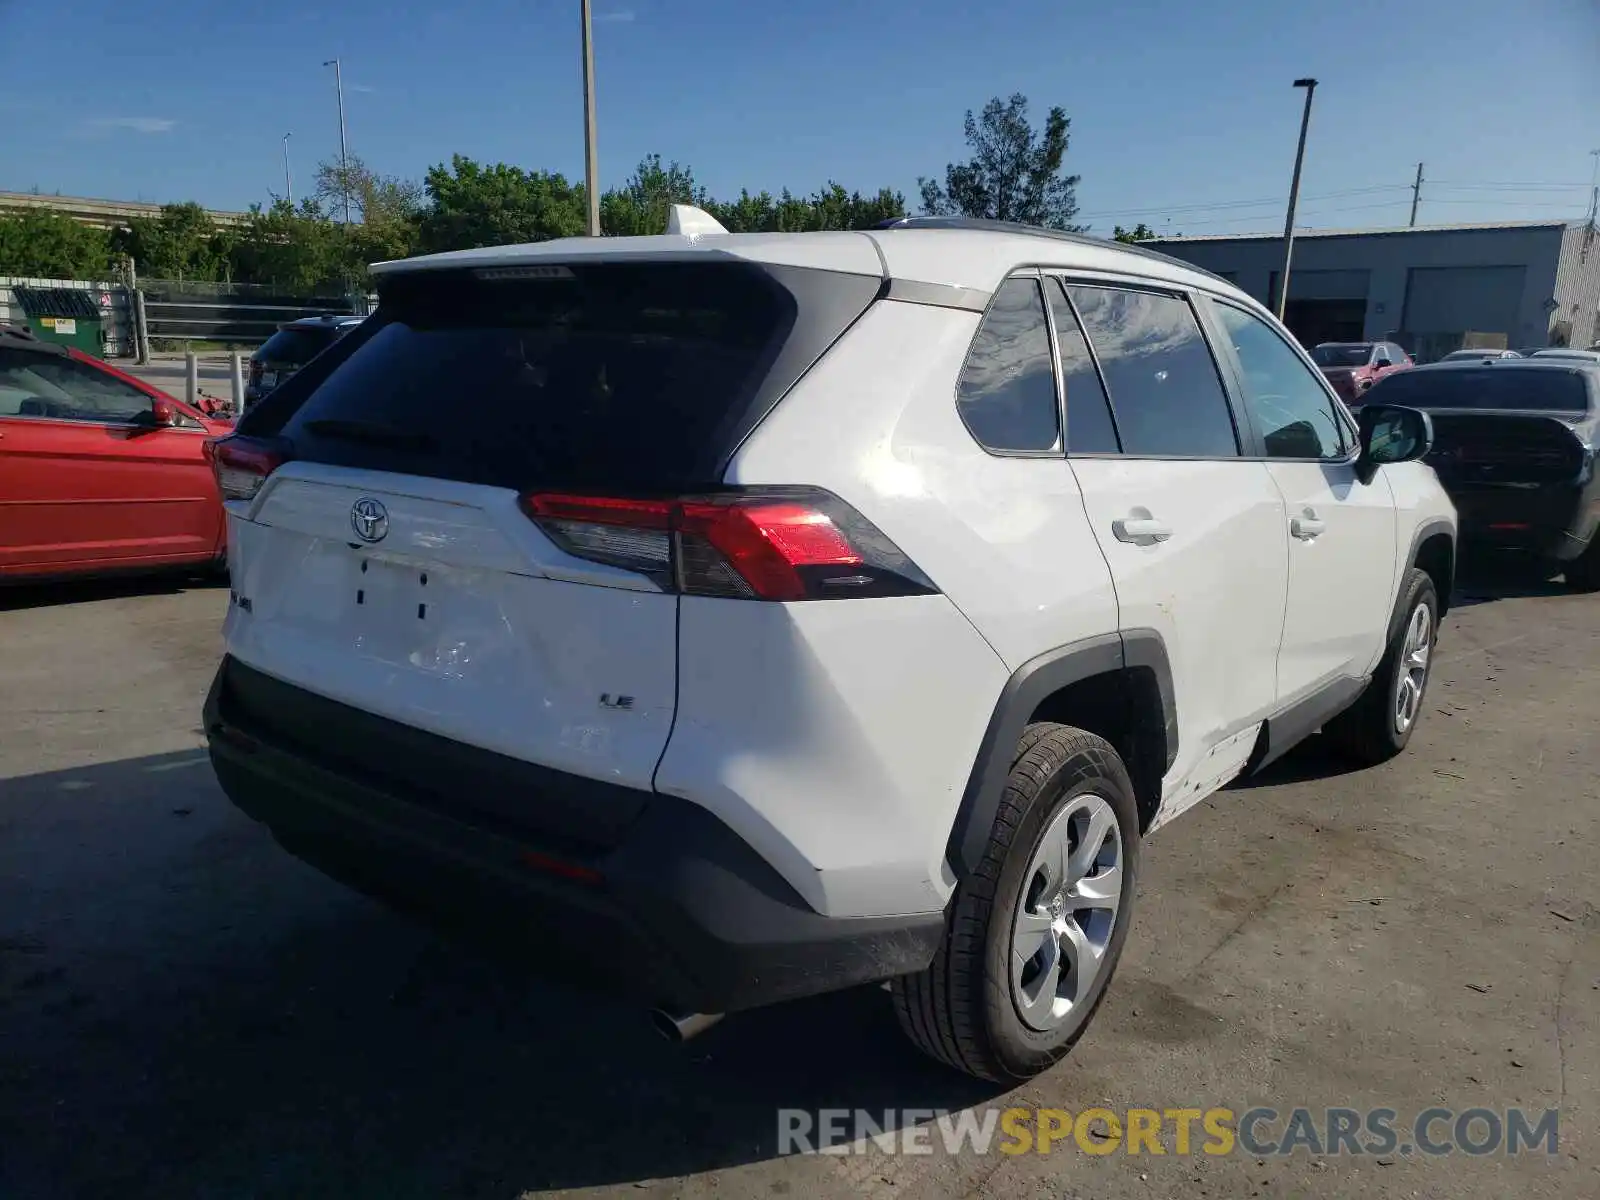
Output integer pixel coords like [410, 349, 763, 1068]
[1278, 78, 1318, 322]
[282, 132, 293, 207]
[323, 58, 352, 224]
[580, 0, 601, 236]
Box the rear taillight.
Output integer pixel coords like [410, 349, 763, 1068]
[206, 434, 289, 502]
[521, 487, 937, 601]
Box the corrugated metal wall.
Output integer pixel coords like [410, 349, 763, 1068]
[1554, 225, 1600, 348]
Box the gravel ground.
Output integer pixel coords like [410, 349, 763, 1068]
[0, 567, 1595, 1199]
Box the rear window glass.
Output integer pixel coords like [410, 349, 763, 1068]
[258, 326, 341, 364]
[1311, 344, 1373, 368]
[1370, 367, 1589, 413]
[279, 263, 807, 492]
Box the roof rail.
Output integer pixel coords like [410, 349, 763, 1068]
[666, 204, 729, 237]
[870, 215, 1232, 286]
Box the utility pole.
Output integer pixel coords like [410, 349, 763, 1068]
[282, 132, 293, 207]
[1277, 78, 1318, 322]
[580, 0, 601, 236]
[1409, 161, 1424, 226]
[323, 58, 352, 224]
[1588, 150, 1599, 224]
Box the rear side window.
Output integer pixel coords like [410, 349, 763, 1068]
[275, 262, 876, 492]
[1069, 286, 1239, 457]
[1044, 279, 1120, 453]
[956, 277, 1061, 453]
[257, 326, 340, 364]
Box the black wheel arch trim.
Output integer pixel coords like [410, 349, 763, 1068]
[1404, 517, 1456, 624]
[946, 629, 1177, 880]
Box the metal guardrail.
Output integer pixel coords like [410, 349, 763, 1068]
[140, 282, 357, 346]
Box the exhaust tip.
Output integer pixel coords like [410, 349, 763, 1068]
[649, 1008, 724, 1043]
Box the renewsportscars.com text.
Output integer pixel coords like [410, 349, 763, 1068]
[777, 1106, 1559, 1158]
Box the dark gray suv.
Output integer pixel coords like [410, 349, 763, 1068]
[246, 315, 365, 409]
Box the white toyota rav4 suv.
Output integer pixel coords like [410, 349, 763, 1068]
[204, 209, 1456, 1082]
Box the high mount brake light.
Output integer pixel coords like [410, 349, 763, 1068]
[520, 489, 937, 602]
[207, 435, 289, 502]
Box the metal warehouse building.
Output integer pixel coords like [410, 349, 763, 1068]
[1149, 220, 1600, 361]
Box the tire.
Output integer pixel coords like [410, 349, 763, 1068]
[892, 724, 1140, 1082]
[1563, 539, 1600, 593]
[1326, 567, 1439, 765]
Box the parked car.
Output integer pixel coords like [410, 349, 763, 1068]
[0, 324, 232, 582]
[1532, 348, 1600, 364]
[1440, 348, 1521, 362]
[1365, 359, 1599, 590]
[1309, 340, 1413, 404]
[204, 210, 1455, 1082]
[244, 314, 364, 409]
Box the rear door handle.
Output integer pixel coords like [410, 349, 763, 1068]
[1290, 511, 1327, 540]
[1112, 516, 1173, 543]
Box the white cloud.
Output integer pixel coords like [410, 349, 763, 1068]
[87, 116, 176, 134]
[597, 9, 635, 21]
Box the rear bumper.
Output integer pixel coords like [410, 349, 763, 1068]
[203, 657, 943, 1014]
[1446, 482, 1596, 561]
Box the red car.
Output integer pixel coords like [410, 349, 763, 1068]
[1310, 340, 1413, 405]
[0, 326, 233, 583]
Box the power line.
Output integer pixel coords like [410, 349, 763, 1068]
[1078, 185, 1406, 222]
[1426, 180, 1590, 190]
[1080, 178, 1592, 225]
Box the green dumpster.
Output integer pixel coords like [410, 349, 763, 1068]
[12, 287, 104, 356]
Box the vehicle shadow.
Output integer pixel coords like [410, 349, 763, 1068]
[1227, 737, 1366, 789]
[0, 569, 226, 613]
[1448, 552, 1574, 609]
[0, 750, 1000, 1200]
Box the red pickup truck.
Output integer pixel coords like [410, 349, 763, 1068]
[0, 326, 233, 583]
[1311, 341, 1413, 406]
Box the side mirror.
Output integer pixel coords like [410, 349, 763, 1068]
[1356, 403, 1433, 483]
[128, 400, 178, 431]
[1373, 357, 1393, 369]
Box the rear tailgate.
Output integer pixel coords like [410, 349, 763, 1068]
[222, 256, 883, 845]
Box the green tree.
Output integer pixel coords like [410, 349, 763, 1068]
[313, 153, 424, 227]
[0, 210, 113, 277]
[1112, 222, 1157, 243]
[918, 94, 1082, 230]
[601, 155, 708, 236]
[115, 202, 230, 281]
[415, 156, 586, 252]
[228, 199, 346, 292]
[704, 182, 906, 232]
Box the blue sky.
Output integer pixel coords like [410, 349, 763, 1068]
[1, 0, 1597, 236]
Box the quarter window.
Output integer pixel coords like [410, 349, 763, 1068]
[1044, 279, 1120, 453]
[1215, 303, 1350, 459]
[1068, 285, 1239, 457]
[956, 276, 1061, 453]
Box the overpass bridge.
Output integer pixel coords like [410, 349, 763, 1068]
[0, 190, 251, 230]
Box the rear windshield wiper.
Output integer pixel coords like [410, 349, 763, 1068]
[302, 418, 439, 452]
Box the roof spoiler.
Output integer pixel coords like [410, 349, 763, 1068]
[666, 204, 728, 237]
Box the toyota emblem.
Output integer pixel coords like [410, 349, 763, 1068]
[350, 497, 389, 543]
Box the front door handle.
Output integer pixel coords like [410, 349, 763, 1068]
[1290, 511, 1327, 540]
[1112, 516, 1173, 543]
